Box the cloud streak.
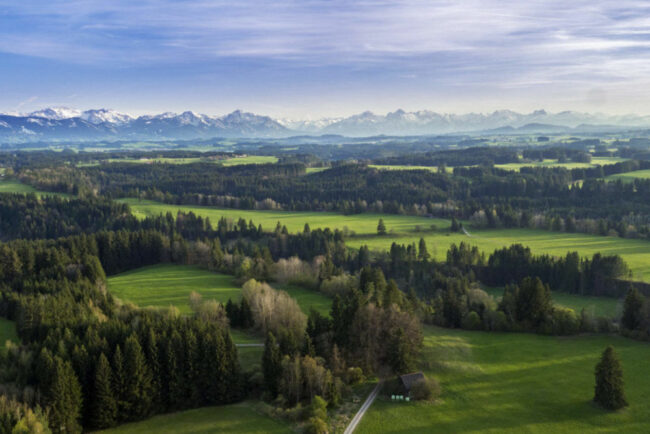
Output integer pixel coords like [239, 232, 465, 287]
[2, 0, 650, 115]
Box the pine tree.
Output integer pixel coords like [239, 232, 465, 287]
[594, 346, 627, 410]
[377, 219, 387, 235]
[387, 327, 413, 374]
[143, 329, 161, 411]
[46, 357, 82, 434]
[262, 333, 282, 398]
[91, 353, 117, 429]
[225, 299, 240, 327]
[123, 335, 153, 420]
[451, 217, 460, 232]
[622, 288, 645, 331]
[239, 297, 254, 328]
[383, 279, 402, 307]
[302, 332, 316, 357]
[418, 238, 430, 261]
[112, 345, 128, 419]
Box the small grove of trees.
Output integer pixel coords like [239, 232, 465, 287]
[594, 346, 628, 410]
[241, 279, 307, 344]
[0, 396, 51, 433]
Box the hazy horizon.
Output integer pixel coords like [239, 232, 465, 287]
[3, 1, 650, 117]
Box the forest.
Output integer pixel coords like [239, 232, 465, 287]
[0, 143, 649, 433]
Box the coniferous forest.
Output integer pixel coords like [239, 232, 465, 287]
[1, 143, 650, 433]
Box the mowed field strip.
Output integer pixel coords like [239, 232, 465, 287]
[124, 199, 650, 282]
[356, 326, 650, 434]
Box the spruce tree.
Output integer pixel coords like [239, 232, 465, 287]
[112, 345, 127, 419]
[123, 335, 153, 420]
[239, 297, 254, 328]
[91, 353, 117, 429]
[262, 333, 282, 398]
[418, 238, 430, 261]
[388, 327, 413, 374]
[377, 219, 387, 235]
[622, 288, 645, 331]
[302, 332, 316, 357]
[46, 357, 83, 434]
[594, 346, 628, 410]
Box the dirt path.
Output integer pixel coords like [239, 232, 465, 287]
[344, 380, 384, 434]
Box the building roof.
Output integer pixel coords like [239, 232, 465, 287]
[399, 372, 425, 391]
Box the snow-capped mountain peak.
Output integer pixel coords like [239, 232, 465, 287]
[29, 107, 82, 120]
[3, 106, 650, 143]
[80, 109, 133, 125]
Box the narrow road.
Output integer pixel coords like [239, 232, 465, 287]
[344, 380, 384, 434]
[235, 343, 264, 347]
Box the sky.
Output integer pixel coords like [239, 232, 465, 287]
[2, 0, 650, 118]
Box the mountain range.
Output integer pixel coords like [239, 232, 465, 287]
[2, 107, 650, 143]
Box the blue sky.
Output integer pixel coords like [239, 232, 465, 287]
[2, 0, 650, 117]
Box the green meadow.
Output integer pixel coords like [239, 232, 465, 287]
[494, 156, 627, 172]
[104, 155, 278, 166]
[107, 264, 331, 370]
[369, 164, 453, 173]
[305, 166, 329, 174]
[122, 199, 650, 281]
[370, 157, 625, 173]
[121, 198, 446, 235]
[347, 228, 650, 282]
[357, 326, 650, 433]
[483, 287, 621, 318]
[97, 401, 290, 434]
[0, 178, 69, 198]
[107, 264, 332, 316]
[0, 317, 18, 350]
[605, 169, 650, 182]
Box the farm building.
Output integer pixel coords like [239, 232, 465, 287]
[399, 372, 425, 396]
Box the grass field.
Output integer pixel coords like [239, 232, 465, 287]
[0, 317, 18, 350]
[103, 155, 278, 166]
[97, 401, 290, 434]
[369, 164, 453, 173]
[121, 198, 447, 235]
[369, 157, 626, 173]
[483, 287, 621, 318]
[122, 199, 650, 281]
[357, 326, 650, 433]
[347, 228, 650, 282]
[305, 167, 329, 174]
[494, 157, 627, 172]
[605, 169, 650, 182]
[0, 178, 69, 198]
[107, 264, 332, 316]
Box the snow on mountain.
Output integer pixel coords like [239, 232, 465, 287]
[29, 107, 82, 120]
[2, 106, 650, 143]
[80, 109, 133, 125]
[278, 117, 342, 132]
